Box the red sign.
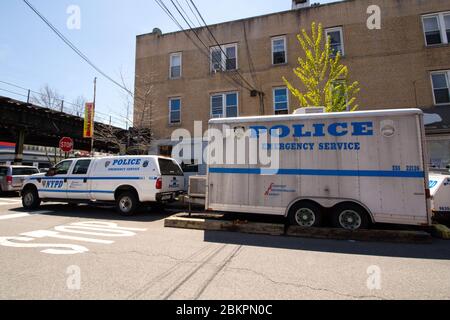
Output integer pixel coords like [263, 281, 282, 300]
[84, 103, 95, 138]
[59, 137, 74, 153]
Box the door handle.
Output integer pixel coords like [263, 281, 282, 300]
[64, 178, 68, 183]
[83, 178, 88, 183]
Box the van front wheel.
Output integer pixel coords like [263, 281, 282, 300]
[116, 192, 139, 216]
[22, 188, 41, 210]
[288, 201, 323, 228]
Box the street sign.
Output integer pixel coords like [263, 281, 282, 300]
[59, 137, 74, 153]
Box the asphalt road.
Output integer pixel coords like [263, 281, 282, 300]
[0, 194, 449, 300]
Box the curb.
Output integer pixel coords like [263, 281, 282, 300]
[164, 216, 433, 244]
[431, 224, 450, 240]
[287, 226, 432, 244]
[164, 217, 284, 236]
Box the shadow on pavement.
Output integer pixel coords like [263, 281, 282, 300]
[203, 230, 450, 260]
[9, 203, 174, 223]
[0, 192, 20, 198]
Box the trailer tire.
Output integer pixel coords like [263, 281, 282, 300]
[116, 191, 139, 216]
[332, 203, 370, 231]
[22, 187, 41, 210]
[288, 201, 323, 228]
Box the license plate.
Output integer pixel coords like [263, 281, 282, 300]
[161, 195, 172, 201]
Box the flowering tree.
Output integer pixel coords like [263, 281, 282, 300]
[283, 22, 360, 112]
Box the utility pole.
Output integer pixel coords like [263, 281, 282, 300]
[91, 77, 97, 157]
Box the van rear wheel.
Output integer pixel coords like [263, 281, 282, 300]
[288, 201, 323, 228]
[332, 204, 370, 231]
[116, 191, 139, 216]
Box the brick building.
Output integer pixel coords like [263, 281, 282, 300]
[134, 0, 450, 170]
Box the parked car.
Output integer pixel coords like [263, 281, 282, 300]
[0, 165, 40, 193]
[21, 156, 185, 215]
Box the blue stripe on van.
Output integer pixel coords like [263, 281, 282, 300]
[38, 190, 114, 194]
[208, 168, 425, 178]
[31, 177, 143, 181]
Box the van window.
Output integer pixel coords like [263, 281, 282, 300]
[12, 168, 39, 176]
[0, 167, 7, 176]
[54, 160, 73, 175]
[72, 160, 91, 175]
[158, 159, 184, 176]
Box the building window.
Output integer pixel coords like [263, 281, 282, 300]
[325, 27, 344, 57]
[422, 12, 450, 46]
[273, 87, 289, 115]
[272, 36, 287, 65]
[169, 98, 181, 124]
[210, 92, 238, 118]
[431, 71, 450, 105]
[210, 44, 238, 72]
[169, 52, 182, 79]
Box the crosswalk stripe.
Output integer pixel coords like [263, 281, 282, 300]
[0, 198, 22, 202]
[0, 201, 22, 206]
[0, 210, 53, 221]
[0, 213, 30, 220]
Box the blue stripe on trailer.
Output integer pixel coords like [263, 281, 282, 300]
[208, 168, 425, 178]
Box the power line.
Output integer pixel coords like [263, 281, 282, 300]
[154, 0, 253, 92]
[174, 0, 197, 29]
[184, 0, 203, 28]
[172, 0, 255, 91]
[188, 0, 257, 91]
[22, 0, 133, 97]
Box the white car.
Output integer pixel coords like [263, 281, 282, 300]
[21, 156, 185, 215]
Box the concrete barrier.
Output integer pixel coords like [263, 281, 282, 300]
[164, 216, 284, 236]
[287, 226, 432, 244]
[165, 215, 433, 244]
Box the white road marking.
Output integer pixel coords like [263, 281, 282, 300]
[0, 221, 148, 255]
[0, 199, 22, 206]
[0, 210, 53, 221]
[0, 213, 30, 220]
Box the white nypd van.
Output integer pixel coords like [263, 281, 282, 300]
[21, 156, 185, 215]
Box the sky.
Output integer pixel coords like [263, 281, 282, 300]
[0, 0, 340, 128]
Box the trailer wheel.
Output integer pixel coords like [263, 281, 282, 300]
[332, 203, 370, 231]
[116, 191, 139, 216]
[288, 201, 323, 228]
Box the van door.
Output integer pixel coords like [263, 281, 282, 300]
[39, 160, 74, 199]
[158, 158, 185, 197]
[67, 159, 93, 200]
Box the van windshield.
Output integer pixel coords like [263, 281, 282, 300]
[158, 159, 184, 176]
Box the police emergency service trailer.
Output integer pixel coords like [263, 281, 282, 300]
[205, 109, 432, 230]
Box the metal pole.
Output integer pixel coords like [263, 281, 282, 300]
[60, 100, 64, 113]
[27, 90, 31, 104]
[91, 77, 97, 157]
